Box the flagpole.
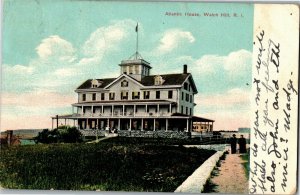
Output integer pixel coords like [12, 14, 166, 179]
[136, 23, 138, 59]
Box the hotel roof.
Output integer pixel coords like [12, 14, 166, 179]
[77, 73, 191, 89]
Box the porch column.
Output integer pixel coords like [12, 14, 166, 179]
[86, 118, 88, 129]
[112, 105, 114, 116]
[107, 119, 110, 128]
[141, 119, 144, 131]
[153, 118, 156, 131]
[102, 105, 104, 114]
[81, 106, 84, 115]
[145, 105, 148, 116]
[91, 105, 94, 115]
[157, 104, 159, 116]
[133, 105, 136, 117]
[169, 104, 172, 113]
[72, 106, 74, 114]
[118, 118, 121, 130]
[123, 105, 125, 116]
[65, 119, 66, 126]
[186, 119, 189, 132]
[129, 118, 132, 131]
[166, 118, 168, 131]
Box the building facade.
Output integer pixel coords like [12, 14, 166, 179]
[53, 56, 214, 138]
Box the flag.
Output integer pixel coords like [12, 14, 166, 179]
[135, 23, 138, 32]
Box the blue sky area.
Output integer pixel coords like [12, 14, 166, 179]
[1, 0, 254, 130]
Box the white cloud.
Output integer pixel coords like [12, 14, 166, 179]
[36, 35, 76, 62]
[54, 67, 78, 77]
[155, 29, 195, 54]
[224, 49, 252, 75]
[177, 49, 252, 76]
[195, 88, 250, 109]
[3, 64, 34, 75]
[2, 20, 136, 93]
[80, 19, 136, 66]
[194, 54, 224, 73]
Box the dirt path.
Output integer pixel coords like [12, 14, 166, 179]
[210, 153, 248, 194]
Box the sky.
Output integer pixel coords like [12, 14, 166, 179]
[1, 0, 254, 131]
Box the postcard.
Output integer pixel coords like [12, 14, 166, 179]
[0, 1, 298, 194]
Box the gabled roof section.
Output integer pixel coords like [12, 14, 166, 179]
[182, 74, 198, 93]
[141, 73, 190, 86]
[77, 78, 116, 89]
[104, 74, 144, 89]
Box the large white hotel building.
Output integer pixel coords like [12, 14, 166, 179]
[53, 53, 214, 138]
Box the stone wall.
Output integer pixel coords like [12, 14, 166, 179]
[80, 130, 191, 139]
[175, 150, 226, 193]
[80, 130, 106, 137]
[118, 130, 191, 139]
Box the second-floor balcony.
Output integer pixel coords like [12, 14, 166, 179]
[71, 101, 178, 118]
[79, 111, 172, 118]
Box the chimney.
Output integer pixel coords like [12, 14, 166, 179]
[183, 64, 187, 74]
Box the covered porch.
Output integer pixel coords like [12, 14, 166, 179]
[192, 116, 214, 132]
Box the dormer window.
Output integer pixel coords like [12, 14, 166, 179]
[91, 79, 102, 88]
[121, 80, 128, 87]
[154, 75, 164, 85]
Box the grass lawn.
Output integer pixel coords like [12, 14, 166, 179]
[0, 138, 216, 192]
[240, 153, 250, 180]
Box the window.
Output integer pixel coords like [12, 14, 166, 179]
[122, 66, 127, 74]
[190, 108, 192, 115]
[93, 107, 96, 113]
[186, 107, 188, 115]
[129, 66, 133, 74]
[181, 92, 184, 100]
[156, 91, 160, 99]
[186, 93, 189, 102]
[181, 106, 183, 114]
[135, 65, 139, 74]
[190, 95, 193, 103]
[184, 82, 188, 90]
[143, 91, 150, 99]
[82, 94, 86, 101]
[132, 91, 140, 99]
[121, 91, 128, 100]
[109, 92, 115, 100]
[83, 107, 86, 113]
[168, 90, 173, 99]
[92, 93, 96, 101]
[101, 93, 105, 100]
[121, 80, 128, 87]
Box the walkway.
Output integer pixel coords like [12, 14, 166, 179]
[210, 153, 248, 193]
[86, 133, 118, 143]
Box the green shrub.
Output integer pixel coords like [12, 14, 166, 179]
[34, 126, 82, 144]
